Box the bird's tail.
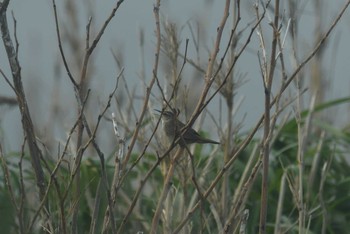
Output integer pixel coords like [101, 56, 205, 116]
[197, 137, 220, 144]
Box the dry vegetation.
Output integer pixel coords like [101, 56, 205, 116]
[1, 0, 350, 233]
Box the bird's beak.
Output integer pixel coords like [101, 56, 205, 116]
[154, 109, 162, 115]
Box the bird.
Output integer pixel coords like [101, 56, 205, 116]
[155, 109, 220, 147]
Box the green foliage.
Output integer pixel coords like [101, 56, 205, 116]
[0, 186, 16, 233]
[1, 99, 350, 233]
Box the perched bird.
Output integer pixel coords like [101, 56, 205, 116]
[155, 109, 220, 147]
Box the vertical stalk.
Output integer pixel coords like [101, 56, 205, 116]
[221, 103, 232, 220]
[221, 0, 239, 221]
[274, 172, 286, 234]
[0, 1, 49, 230]
[150, 148, 184, 233]
[259, 0, 279, 233]
[297, 116, 305, 234]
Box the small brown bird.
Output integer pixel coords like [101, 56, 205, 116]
[155, 109, 220, 147]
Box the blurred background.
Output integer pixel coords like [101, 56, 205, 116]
[1, 0, 350, 153]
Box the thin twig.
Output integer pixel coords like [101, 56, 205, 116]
[101, 70, 125, 231]
[173, 1, 350, 231]
[121, 0, 161, 172]
[52, 0, 78, 87]
[259, 0, 280, 232]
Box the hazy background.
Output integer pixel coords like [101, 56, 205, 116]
[1, 0, 350, 152]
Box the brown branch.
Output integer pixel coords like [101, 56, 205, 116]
[221, 0, 242, 221]
[204, 0, 230, 82]
[0, 1, 48, 228]
[96, 70, 124, 232]
[52, 0, 126, 232]
[121, 0, 161, 171]
[182, 0, 231, 131]
[52, 0, 78, 87]
[173, 0, 350, 231]
[259, 0, 280, 233]
[182, 0, 254, 142]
